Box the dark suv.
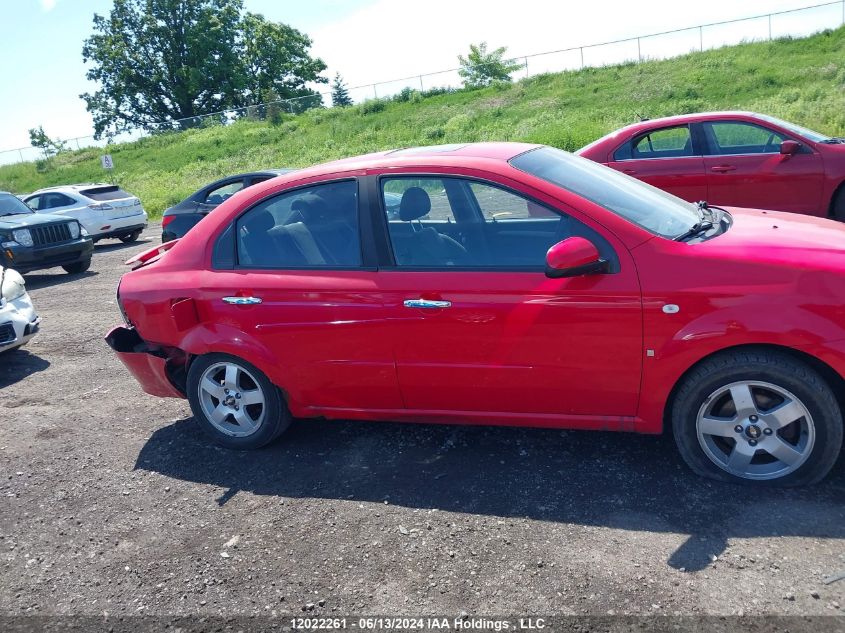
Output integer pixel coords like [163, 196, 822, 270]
[0, 192, 94, 274]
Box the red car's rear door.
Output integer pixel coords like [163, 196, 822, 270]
[200, 178, 402, 413]
[374, 174, 643, 421]
[701, 120, 824, 214]
[605, 124, 708, 202]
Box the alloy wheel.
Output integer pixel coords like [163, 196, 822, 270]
[197, 361, 267, 437]
[696, 380, 815, 480]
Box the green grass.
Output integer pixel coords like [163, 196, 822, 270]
[4, 27, 845, 218]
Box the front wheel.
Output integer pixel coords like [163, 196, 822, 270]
[186, 353, 291, 449]
[671, 349, 843, 486]
[120, 230, 141, 243]
[62, 259, 91, 274]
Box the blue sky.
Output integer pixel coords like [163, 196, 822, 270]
[0, 0, 838, 151]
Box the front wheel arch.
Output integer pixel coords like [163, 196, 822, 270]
[663, 343, 845, 436]
[828, 180, 845, 220]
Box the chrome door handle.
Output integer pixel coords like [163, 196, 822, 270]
[222, 296, 262, 305]
[710, 165, 736, 173]
[404, 299, 451, 309]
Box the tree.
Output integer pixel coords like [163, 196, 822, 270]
[457, 42, 522, 89]
[331, 73, 352, 107]
[81, 0, 327, 138]
[28, 126, 67, 159]
[238, 12, 327, 114]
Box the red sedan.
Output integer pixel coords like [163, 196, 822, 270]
[577, 111, 845, 218]
[108, 143, 845, 486]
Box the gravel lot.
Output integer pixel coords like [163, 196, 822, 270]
[1, 224, 844, 619]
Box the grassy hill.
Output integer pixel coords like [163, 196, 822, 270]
[3, 27, 845, 217]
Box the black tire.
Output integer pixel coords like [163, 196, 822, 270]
[186, 353, 291, 449]
[832, 186, 845, 222]
[62, 259, 91, 274]
[671, 348, 843, 486]
[120, 230, 141, 243]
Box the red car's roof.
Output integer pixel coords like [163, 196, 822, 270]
[577, 111, 769, 157]
[276, 142, 541, 180]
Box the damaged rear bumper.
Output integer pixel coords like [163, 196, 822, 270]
[105, 326, 186, 399]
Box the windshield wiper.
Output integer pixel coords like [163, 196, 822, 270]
[675, 202, 713, 241]
[820, 137, 845, 144]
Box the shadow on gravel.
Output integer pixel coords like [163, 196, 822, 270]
[23, 270, 98, 290]
[135, 417, 845, 572]
[0, 348, 50, 387]
[94, 237, 154, 253]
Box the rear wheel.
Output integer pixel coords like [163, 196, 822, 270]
[186, 353, 291, 449]
[62, 259, 91, 274]
[671, 349, 842, 485]
[120, 230, 141, 243]
[831, 186, 845, 222]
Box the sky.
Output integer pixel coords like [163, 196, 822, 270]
[0, 0, 841, 155]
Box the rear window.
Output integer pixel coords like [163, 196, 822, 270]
[81, 186, 132, 201]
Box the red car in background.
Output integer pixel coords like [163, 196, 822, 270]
[108, 143, 845, 486]
[577, 111, 845, 219]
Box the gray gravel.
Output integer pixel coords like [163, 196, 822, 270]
[0, 225, 844, 617]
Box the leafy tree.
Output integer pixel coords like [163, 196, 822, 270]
[457, 42, 522, 89]
[238, 12, 327, 113]
[331, 73, 353, 107]
[28, 126, 67, 159]
[81, 0, 326, 138]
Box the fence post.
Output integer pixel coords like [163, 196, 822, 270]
[580, 47, 584, 69]
[373, 84, 378, 99]
[768, 14, 772, 40]
[699, 25, 704, 51]
[419, 75, 424, 91]
[19, 149, 24, 163]
[842, 0, 844, 25]
[524, 56, 529, 77]
[637, 37, 642, 62]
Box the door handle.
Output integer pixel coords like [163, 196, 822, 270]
[222, 296, 262, 305]
[622, 168, 637, 175]
[404, 299, 451, 309]
[710, 165, 736, 173]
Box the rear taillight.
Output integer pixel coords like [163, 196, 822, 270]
[88, 202, 114, 211]
[161, 215, 175, 228]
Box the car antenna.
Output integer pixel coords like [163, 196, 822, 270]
[636, 112, 650, 122]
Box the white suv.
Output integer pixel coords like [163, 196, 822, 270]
[25, 184, 148, 243]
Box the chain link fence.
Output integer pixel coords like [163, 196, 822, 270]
[2, 0, 843, 167]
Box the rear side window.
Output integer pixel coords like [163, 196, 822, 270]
[614, 125, 693, 160]
[81, 186, 132, 201]
[236, 180, 361, 269]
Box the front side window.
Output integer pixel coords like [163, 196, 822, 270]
[24, 195, 41, 211]
[236, 180, 360, 269]
[705, 122, 785, 155]
[381, 177, 569, 268]
[205, 180, 244, 205]
[510, 146, 698, 238]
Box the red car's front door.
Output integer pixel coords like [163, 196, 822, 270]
[605, 124, 708, 202]
[701, 120, 824, 214]
[375, 175, 643, 422]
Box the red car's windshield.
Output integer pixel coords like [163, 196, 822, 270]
[511, 147, 698, 238]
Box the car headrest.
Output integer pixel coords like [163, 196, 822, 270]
[244, 210, 275, 233]
[399, 187, 431, 222]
